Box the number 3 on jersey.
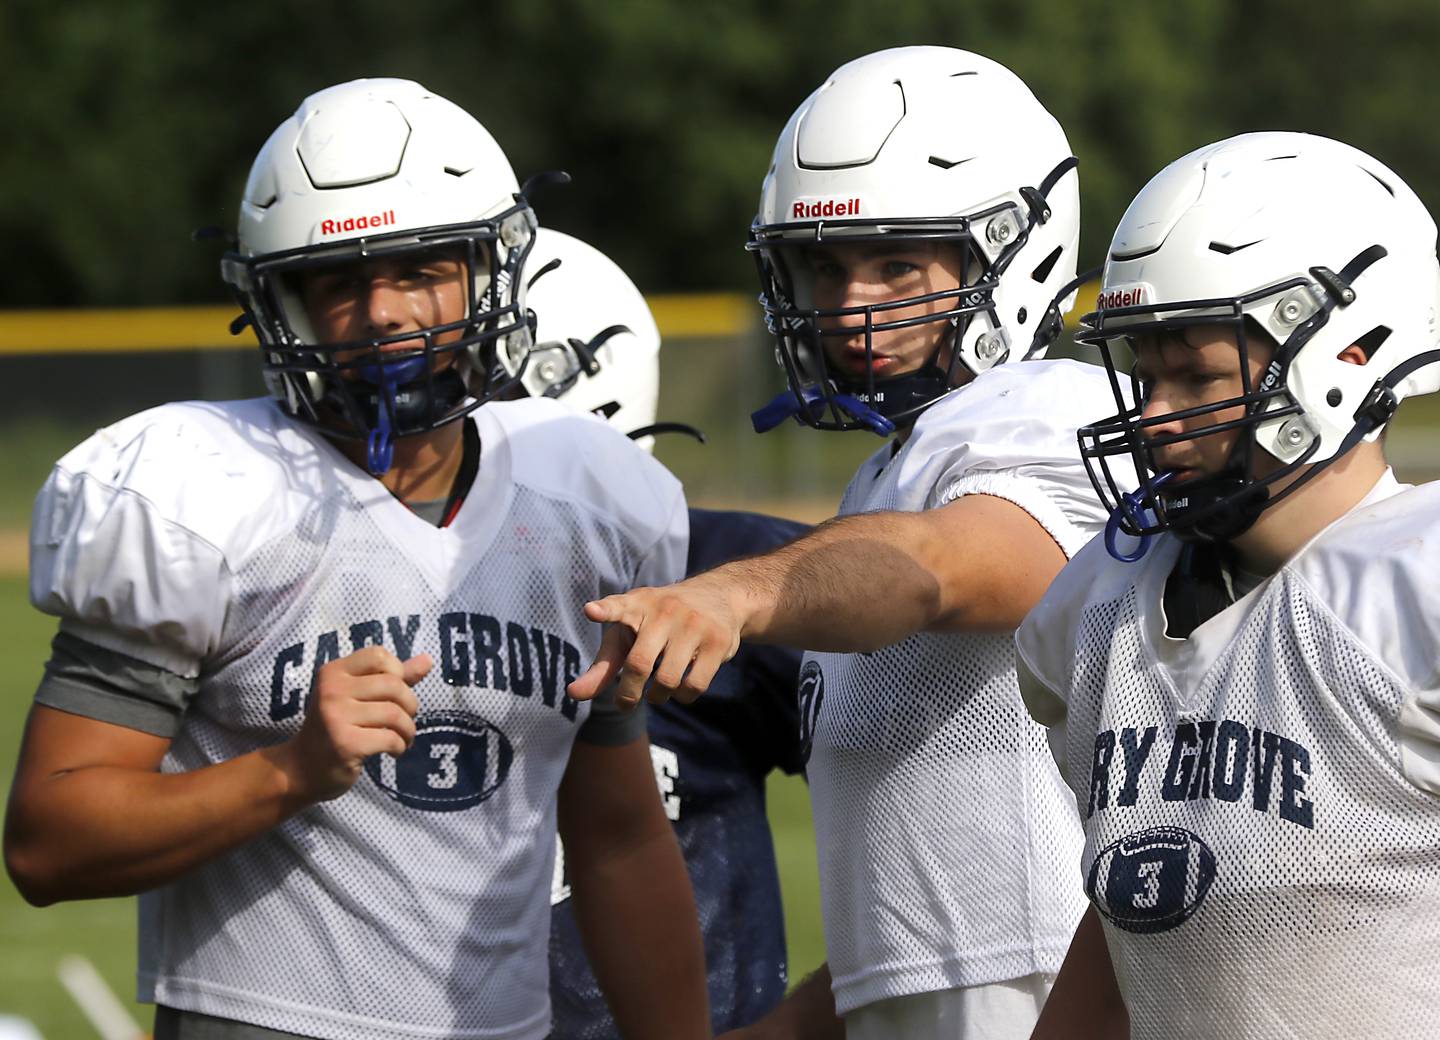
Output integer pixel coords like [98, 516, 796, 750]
[365, 712, 515, 811]
[1086, 826, 1217, 933]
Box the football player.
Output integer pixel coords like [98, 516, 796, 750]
[569, 47, 1127, 1039]
[518, 227, 811, 1037]
[3, 79, 707, 1040]
[1018, 132, 1440, 1039]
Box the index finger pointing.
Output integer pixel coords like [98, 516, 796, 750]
[568, 623, 633, 701]
[583, 596, 631, 625]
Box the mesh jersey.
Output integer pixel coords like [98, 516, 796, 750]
[29, 397, 686, 1040]
[1016, 473, 1440, 1040]
[803, 359, 1119, 1014]
[548, 509, 810, 1038]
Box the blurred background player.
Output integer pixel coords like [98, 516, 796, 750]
[4, 79, 707, 1040]
[569, 46, 1130, 1040]
[1020, 132, 1440, 1039]
[519, 228, 810, 1037]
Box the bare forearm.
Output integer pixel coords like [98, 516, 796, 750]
[1031, 908, 1129, 1040]
[716, 511, 952, 651]
[571, 496, 1067, 707]
[569, 828, 708, 1039]
[5, 745, 307, 904]
[724, 963, 844, 1040]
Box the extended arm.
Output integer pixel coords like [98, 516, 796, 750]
[4, 647, 427, 905]
[718, 963, 844, 1040]
[1030, 907, 1129, 1040]
[571, 494, 1067, 705]
[559, 735, 709, 1039]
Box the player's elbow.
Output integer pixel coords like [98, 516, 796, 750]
[3, 829, 63, 906]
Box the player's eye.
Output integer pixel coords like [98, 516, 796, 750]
[882, 260, 920, 279]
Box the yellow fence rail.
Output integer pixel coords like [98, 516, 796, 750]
[0, 284, 1100, 357]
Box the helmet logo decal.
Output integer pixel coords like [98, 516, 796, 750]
[1097, 284, 1151, 309]
[791, 197, 862, 219]
[319, 209, 398, 236]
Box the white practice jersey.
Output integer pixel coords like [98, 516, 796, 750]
[1016, 473, 1440, 1040]
[29, 397, 686, 1040]
[802, 359, 1120, 1014]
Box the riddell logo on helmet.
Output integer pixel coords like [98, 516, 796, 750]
[791, 197, 862, 219]
[320, 210, 397, 236]
[1097, 284, 1150, 309]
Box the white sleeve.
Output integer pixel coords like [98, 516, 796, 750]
[1013, 537, 1115, 777]
[632, 486, 689, 589]
[1295, 483, 1440, 797]
[1016, 644, 1071, 778]
[938, 468, 1099, 560]
[915, 361, 1120, 559]
[29, 445, 230, 679]
[1398, 693, 1440, 798]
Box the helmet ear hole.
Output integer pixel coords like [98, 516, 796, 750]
[1352, 325, 1391, 362]
[1030, 245, 1063, 284]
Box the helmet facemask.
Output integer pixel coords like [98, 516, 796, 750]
[749, 210, 1018, 435]
[1078, 272, 1387, 547]
[224, 202, 536, 473]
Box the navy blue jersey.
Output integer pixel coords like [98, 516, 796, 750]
[549, 508, 809, 1038]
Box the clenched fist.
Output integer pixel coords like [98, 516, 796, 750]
[276, 646, 432, 804]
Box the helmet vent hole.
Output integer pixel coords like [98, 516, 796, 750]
[256, 195, 278, 210]
[443, 166, 470, 177]
[1030, 245, 1062, 283]
[1208, 239, 1262, 255]
[1327, 388, 1343, 407]
[928, 155, 971, 170]
[1017, 307, 1028, 325]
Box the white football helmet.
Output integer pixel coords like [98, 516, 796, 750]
[748, 46, 1080, 433]
[1078, 131, 1440, 544]
[221, 78, 537, 473]
[523, 228, 662, 450]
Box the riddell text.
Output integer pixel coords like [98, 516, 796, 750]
[792, 198, 861, 218]
[320, 209, 397, 235]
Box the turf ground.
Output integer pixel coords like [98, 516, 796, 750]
[0, 575, 827, 1037]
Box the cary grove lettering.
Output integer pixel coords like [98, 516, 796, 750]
[321, 210, 398, 235]
[1087, 720, 1315, 830]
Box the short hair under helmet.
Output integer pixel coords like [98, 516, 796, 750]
[1078, 131, 1440, 548]
[748, 46, 1080, 435]
[221, 78, 537, 474]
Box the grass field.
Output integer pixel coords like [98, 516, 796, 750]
[0, 575, 827, 1036]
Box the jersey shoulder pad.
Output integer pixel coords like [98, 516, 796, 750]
[484, 397, 684, 547]
[30, 399, 316, 673]
[1292, 480, 1440, 688]
[904, 358, 1118, 483]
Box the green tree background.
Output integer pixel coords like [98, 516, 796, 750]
[4, 0, 1438, 307]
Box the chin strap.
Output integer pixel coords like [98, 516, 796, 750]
[750, 384, 896, 436]
[1105, 470, 1175, 563]
[358, 356, 429, 475]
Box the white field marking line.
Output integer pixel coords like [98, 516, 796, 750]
[55, 956, 144, 1040]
